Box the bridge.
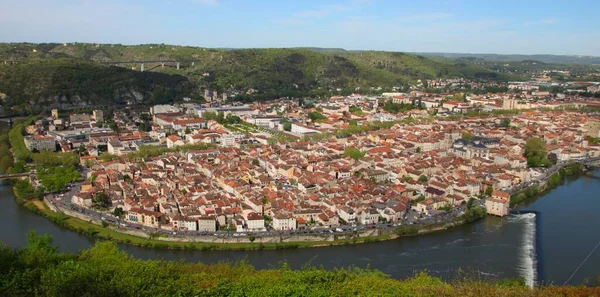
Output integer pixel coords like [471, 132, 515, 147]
[0, 172, 31, 181]
[0, 118, 13, 127]
[102, 59, 201, 72]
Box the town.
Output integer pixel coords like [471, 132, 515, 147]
[16, 77, 600, 239]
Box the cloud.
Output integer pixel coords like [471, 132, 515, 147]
[394, 12, 453, 23]
[524, 18, 558, 26]
[190, 0, 218, 5]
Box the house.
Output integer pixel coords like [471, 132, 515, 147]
[246, 212, 266, 231]
[166, 135, 184, 148]
[486, 191, 510, 217]
[126, 208, 165, 228]
[23, 135, 55, 152]
[71, 192, 93, 208]
[171, 215, 198, 231]
[272, 213, 297, 230]
[359, 208, 379, 225]
[198, 216, 217, 232]
[337, 207, 356, 224]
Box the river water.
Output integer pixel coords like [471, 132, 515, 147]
[1, 171, 599, 286]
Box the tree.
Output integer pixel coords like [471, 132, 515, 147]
[500, 118, 511, 128]
[252, 159, 260, 166]
[283, 122, 292, 131]
[525, 137, 550, 167]
[418, 175, 428, 183]
[185, 127, 191, 134]
[349, 120, 358, 126]
[308, 111, 327, 122]
[92, 192, 111, 209]
[416, 147, 422, 153]
[344, 147, 366, 160]
[485, 185, 493, 196]
[461, 132, 473, 142]
[0, 155, 14, 173]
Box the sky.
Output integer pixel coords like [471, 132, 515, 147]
[1, 0, 599, 56]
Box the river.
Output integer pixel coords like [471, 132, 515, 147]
[1, 171, 599, 286]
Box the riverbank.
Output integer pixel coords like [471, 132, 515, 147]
[510, 163, 587, 207]
[17, 195, 485, 251]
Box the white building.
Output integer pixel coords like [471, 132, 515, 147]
[246, 212, 266, 231]
[486, 191, 510, 217]
[198, 216, 217, 232]
[338, 207, 356, 223]
[23, 135, 55, 152]
[291, 123, 322, 135]
[272, 213, 297, 231]
[359, 209, 379, 225]
[151, 104, 181, 115]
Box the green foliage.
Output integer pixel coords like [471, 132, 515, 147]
[524, 137, 550, 167]
[92, 192, 111, 209]
[418, 175, 428, 183]
[348, 105, 365, 115]
[395, 225, 419, 236]
[0, 59, 192, 115]
[461, 206, 487, 223]
[8, 122, 32, 162]
[461, 132, 473, 142]
[36, 166, 80, 193]
[13, 180, 35, 202]
[344, 147, 366, 160]
[382, 100, 413, 114]
[282, 121, 292, 131]
[485, 185, 493, 196]
[500, 118, 511, 128]
[113, 207, 125, 217]
[585, 135, 600, 144]
[4, 232, 592, 297]
[0, 43, 523, 115]
[307, 111, 327, 122]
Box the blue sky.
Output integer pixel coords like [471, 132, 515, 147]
[2, 0, 599, 56]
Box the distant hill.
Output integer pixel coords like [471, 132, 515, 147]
[0, 43, 519, 115]
[415, 52, 600, 65]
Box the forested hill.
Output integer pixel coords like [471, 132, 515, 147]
[0, 43, 516, 115]
[1, 233, 599, 297]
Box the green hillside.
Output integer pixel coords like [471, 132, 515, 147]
[1, 233, 598, 297]
[0, 43, 519, 115]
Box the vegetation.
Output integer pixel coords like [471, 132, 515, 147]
[348, 105, 365, 115]
[0, 43, 519, 115]
[0, 59, 192, 115]
[524, 137, 551, 167]
[382, 100, 414, 114]
[2, 232, 598, 297]
[585, 135, 600, 144]
[461, 206, 487, 223]
[461, 132, 473, 142]
[307, 111, 327, 122]
[344, 147, 366, 160]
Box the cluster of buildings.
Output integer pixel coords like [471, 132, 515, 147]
[68, 106, 600, 230]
